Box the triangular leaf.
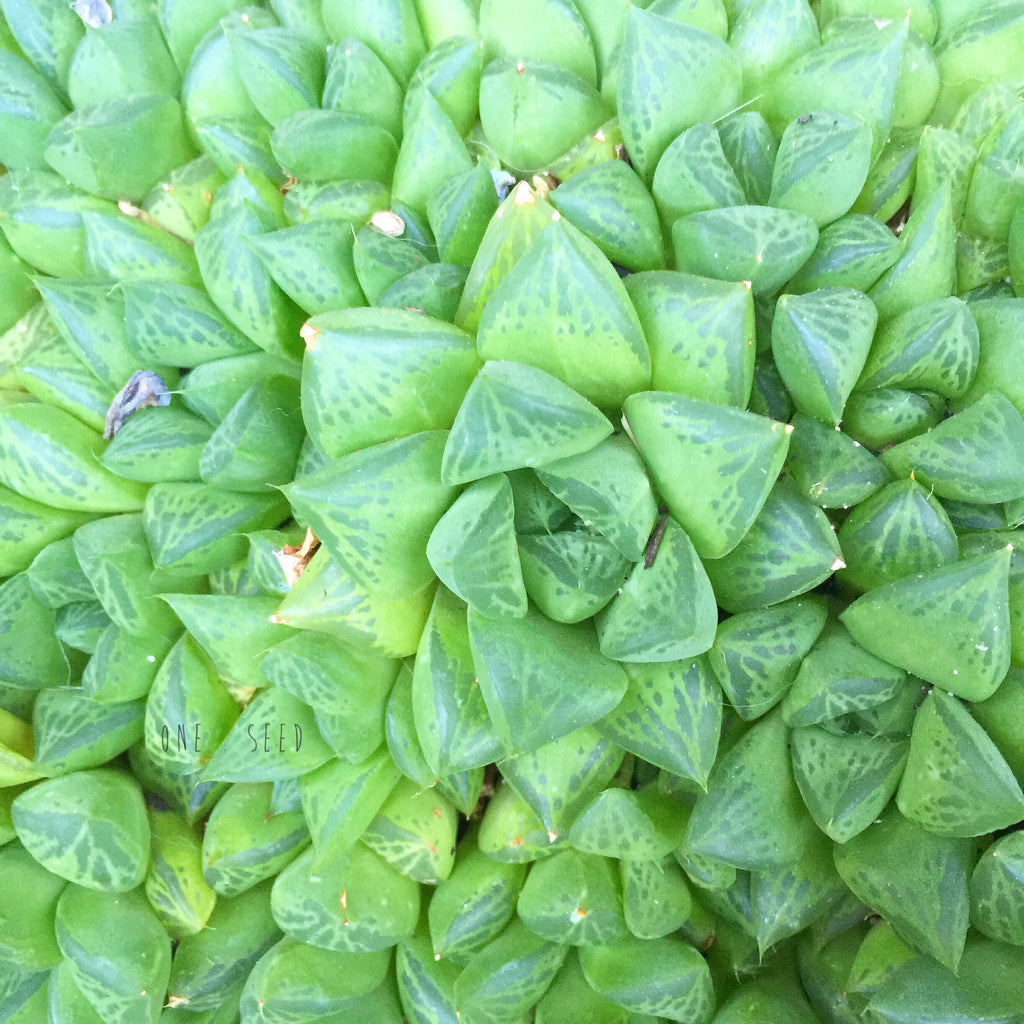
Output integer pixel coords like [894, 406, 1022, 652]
[426, 474, 528, 619]
[840, 547, 1012, 700]
[476, 217, 650, 410]
[467, 604, 628, 755]
[833, 804, 973, 971]
[441, 361, 613, 486]
[771, 286, 877, 426]
[896, 689, 1024, 837]
[623, 390, 791, 559]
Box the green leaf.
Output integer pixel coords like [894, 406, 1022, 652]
[411, 587, 501, 775]
[272, 841, 419, 952]
[684, 710, 814, 870]
[228, 26, 324, 126]
[12, 767, 149, 891]
[478, 58, 609, 172]
[625, 270, 755, 409]
[701, 475, 844, 613]
[166, 878, 280, 1012]
[54, 885, 170, 1024]
[194, 202, 306, 360]
[201, 687, 334, 783]
[0, 571, 71, 689]
[477, 777, 569, 865]
[301, 306, 478, 458]
[143, 481, 290, 576]
[781, 624, 908, 728]
[596, 656, 722, 786]
[362, 776, 458, 883]
[623, 390, 791, 559]
[198, 374, 305, 492]
[73, 512, 203, 639]
[428, 163, 501, 268]
[44, 94, 195, 202]
[709, 596, 829, 721]
[752, 831, 849, 954]
[201, 782, 309, 897]
[31, 689, 144, 776]
[0, 402, 149, 512]
[392, 85, 473, 212]
[717, 110, 779, 207]
[869, 935, 1024, 1023]
[144, 805, 216, 939]
[868, 183, 956, 322]
[836, 477, 960, 592]
[396, 923, 461, 1024]
[427, 474, 528, 619]
[534, 435, 657, 562]
[858, 296, 979, 397]
[498, 726, 623, 840]
[596, 517, 718, 662]
[771, 286, 877, 425]
[578, 934, 715, 1022]
[284, 430, 458, 600]
[769, 112, 874, 227]
[787, 211, 901, 294]
[475, 217, 651, 411]
[840, 546, 1012, 700]
[239, 935, 389, 1024]
[81, 210, 199, 287]
[262, 632, 397, 763]
[619, 856, 693, 941]
[428, 829, 527, 963]
[0, 484, 94, 580]
[881, 391, 1024, 503]
[299, 749, 401, 868]
[454, 919, 567, 1024]
[652, 121, 746, 223]
[671, 204, 819, 295]
[970, 831, 1024, 946]
[569, 785, 688, 861]
[896, 688, 1024, 837]
[833, 803, 972, 971]
[548, 159, 664, 272]
[143, 632, 238, 777]
[0, 842, 66, 971]
[468, 603, 628, 756]
[408, 34, 482, 136]
[842, 385, 945, 450]
[763, 19, 905, 156]
[518, 849, 627, 946]
[99, 404, 212, 484]
[271, 545, 435, 659]
[617, 7, 741, 181]
[517, 530, 630, 624]
[441, 361, 613, 486]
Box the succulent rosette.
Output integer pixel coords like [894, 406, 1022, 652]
[3, 1, 1024, 1022]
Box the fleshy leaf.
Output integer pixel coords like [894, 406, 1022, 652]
[426, 474, 528, 619]
[475, 217, 651, 411]
[896, 688, 1024, 837]
[596, 656, 722, 786]
[441, 361, 613, 486]
[684, 709, 815, 870]
[771, 286, 877, 425]
[833, 803, 972, 971]
[623, 390, 791, 559]
[467, 604, 628, 756]
[840, 546, 1012, 700]
[595, 517, 719, 662]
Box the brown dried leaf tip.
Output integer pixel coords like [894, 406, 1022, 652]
[274, 529, 320, 588]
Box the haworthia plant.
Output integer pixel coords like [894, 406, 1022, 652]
[4, 2, 1024, 1022]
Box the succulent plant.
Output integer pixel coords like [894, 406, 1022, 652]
[4, 1, 1024, 1023]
